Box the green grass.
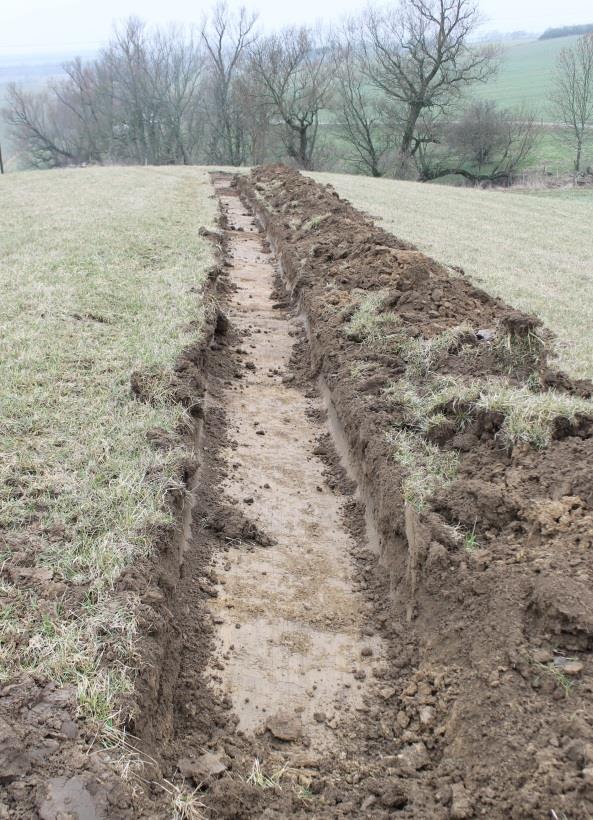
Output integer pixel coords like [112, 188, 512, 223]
[0, 165, 216, 734]
[311, 171, 593, 380]
[471, 36, 593, 173]
[476, 36, 581, 115]
[519, 128, 593, 174]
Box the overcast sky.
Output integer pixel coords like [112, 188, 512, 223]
[2, 0, 592, 56]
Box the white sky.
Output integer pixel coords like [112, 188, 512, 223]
[2, 0, 592, 56]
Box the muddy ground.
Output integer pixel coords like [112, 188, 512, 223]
[2, 166, 593, 819]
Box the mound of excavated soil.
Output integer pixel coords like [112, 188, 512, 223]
[238, 166, 593, 818]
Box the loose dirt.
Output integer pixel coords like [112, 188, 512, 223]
[171, 177, 418, 818]
[233, 165, 593, 819]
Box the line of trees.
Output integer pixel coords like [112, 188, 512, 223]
[540, 24, 593, 41]
[6, 2, 591, 183]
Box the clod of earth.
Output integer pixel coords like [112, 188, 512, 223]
[177, 752, 228, 783]
[266, 713, 303, 742]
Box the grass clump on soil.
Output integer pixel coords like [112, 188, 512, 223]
[493, 326, 546, 373]
[401, 324, 475, 378]
[350, 360, 375, 379]
[300, 212, 331, 232]
[475, 384, 593, 448]
[343, 291, 403, 346]
[246, 758, 290, 790]
[535, 662, 575, 698]
[344, 291, 475, 371]
[463, 523, 480, 553]
[0, 166, 216, 736]
[388, 430, 459, 510]
[387, 375, 593, 448]
[163, 781, 208, 820]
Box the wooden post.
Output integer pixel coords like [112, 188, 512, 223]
[0, 143, 4, 175]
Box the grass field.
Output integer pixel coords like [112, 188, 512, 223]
[526, 128, 593, 172]
[477, 35, 581, 115]
[0, 166, 215, 734]
[311, 172, 593, 381]
[473, 35, 593, 173]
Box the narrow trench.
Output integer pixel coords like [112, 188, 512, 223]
[205, 177, 385, 746]
[159, 176, 415, 818]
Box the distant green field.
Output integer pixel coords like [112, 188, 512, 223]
[476, 36, 581, 116]
[527, 128, 593, 172]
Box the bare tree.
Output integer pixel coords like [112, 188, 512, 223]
[103, 17, 167, 165]
[3, 84, 81, 167]
[234, 68, 275, 164]
[332, 29, 398, 176]
[145, 25, 206, 164]
[552, 34, 593, 172]
[49, 58, 116, 164]
[360, 0, 498, 168]
[3, 19, 208, 169]
[201, 3, 257, 165]
[249, 26, 333, 170]
[418, 101, 540, 183]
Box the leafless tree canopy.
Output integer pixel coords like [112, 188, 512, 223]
[4, 18, 207, 168]
[360, 0, 499, 163]
[249, 27, 333, 170]
[201, 3, 257, 165]
[552, 34, 593, 172]
[3, 1, 534, 183]
[332, 28, 399, 177]
[417, 100, 540, 183]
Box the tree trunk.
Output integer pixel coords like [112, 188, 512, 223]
[399, 103, 422, 160]
[575, 136, 583, 172]
[299, 126, 311, 170]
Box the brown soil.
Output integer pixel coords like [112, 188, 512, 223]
[233, 166, 593, 819]
[3, 165, 593, 819]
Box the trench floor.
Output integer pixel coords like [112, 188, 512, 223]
[205, 178, 385, 755]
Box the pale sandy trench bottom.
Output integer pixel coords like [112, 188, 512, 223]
[206, 180, 385, 754]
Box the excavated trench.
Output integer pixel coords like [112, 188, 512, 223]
[205, 178, 384, 742]
[138, 169, 593, 820]
[146, 176, 428, 818]
[6, 171, 593, 820]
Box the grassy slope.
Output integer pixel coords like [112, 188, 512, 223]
[473, 36, 593, 172]
[0, 166, 215, 728]
[311, 172, 593, 380]
[477, 36, 581, 114]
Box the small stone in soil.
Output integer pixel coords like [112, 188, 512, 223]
[562, 660, 584, 676]
[266, 712, 302, 742]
